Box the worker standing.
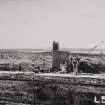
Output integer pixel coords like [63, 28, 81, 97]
[66, 57, 73, 73]
[75, 56, 81, 75]
[60, 64, 66, 73]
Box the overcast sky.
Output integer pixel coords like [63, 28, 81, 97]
[0, 0, 105, 49]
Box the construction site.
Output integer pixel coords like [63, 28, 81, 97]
[0, 41, 105, 105]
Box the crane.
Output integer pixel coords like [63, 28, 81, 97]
[89, 41, 104, 53]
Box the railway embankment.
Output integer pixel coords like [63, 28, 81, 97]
[0, 72, 104, 105]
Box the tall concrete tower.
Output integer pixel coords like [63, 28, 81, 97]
[52, 41, 69, 71]
[53, 41, 59, 51]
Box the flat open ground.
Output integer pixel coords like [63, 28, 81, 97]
[37, 72, 105, 79]
[0, 71, 104, 79]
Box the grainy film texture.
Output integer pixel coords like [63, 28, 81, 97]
[0, 0, 105, 105]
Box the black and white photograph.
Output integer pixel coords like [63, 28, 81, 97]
[0, 0, 105, 105]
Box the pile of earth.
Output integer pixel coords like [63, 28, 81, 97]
[78, 57, 105, 73]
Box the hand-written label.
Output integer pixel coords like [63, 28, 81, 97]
[94, 96, 105, 104]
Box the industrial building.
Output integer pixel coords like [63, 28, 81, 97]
[0, 42, 70, 72]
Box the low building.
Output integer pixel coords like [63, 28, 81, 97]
[0, 62, 10, 71]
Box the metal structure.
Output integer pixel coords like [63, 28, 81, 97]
[89, 41, 104, 53]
